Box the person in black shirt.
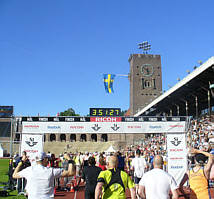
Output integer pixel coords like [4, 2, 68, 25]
[117, 152, 125, 171]
[81, 156, 102, 199]
[16, 151, 31, 194]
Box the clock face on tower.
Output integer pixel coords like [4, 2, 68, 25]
[141, 64, 154, 77]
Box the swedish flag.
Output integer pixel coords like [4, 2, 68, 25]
[103, 74, 116, 93]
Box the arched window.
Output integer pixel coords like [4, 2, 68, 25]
[50, 134, 56, 142]
[91, 134, 97, 142]
[70, 134, 76, 142]
[80, 134, 87, 142]
[144, 80, 151, 88]
[60, 134, 66, 142]
[101, 134, 108, 142]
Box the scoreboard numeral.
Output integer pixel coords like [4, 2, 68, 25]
[98, 109, 103, 116]
[92, 109, 97, 115]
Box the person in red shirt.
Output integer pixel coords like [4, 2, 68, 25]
[98, 155, 106, 171]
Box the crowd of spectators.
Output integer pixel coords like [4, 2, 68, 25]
[8, 114, 214, 198]
[187, 115, 214, 151]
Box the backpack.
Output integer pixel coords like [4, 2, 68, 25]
[104, 169, 126, 192]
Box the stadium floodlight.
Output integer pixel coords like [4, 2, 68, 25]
[198, 60, 203, 65]
[138, 41, 151, 54]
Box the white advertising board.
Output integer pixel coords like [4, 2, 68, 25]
[167, 133, 187, 185]
[21, 134, 44, 161]
[22, 121, 186, 134]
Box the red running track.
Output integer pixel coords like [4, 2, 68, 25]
[54, 185, 214, 199]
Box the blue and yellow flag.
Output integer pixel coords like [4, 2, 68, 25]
[103, 74, 116, 93]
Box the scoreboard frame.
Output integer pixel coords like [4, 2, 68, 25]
[89, 108, 121, 116]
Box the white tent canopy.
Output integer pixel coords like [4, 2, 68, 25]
[105, 145, 116, 153]
[0, 143, 4, 157]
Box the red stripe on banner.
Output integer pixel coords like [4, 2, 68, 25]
[90, 117, 121, 122]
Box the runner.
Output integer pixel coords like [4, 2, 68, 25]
[13, 152, 76, 199]
[81, 156, 102, 199]
[138, 155, 179, 199]
[95, 155, 136, 199]
[179, 148, 213, 199]
[131, 149, 147, 198]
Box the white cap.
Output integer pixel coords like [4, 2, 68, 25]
[35, 152, 48, 161]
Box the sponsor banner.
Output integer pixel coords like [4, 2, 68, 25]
[21, 134, 43, 161]
[22, 121, 186, 134]
[90, 117, 122, 122]
[21, 116, 187, 122]
[167, 133, 187, 185]
[22, 124, 40, 133]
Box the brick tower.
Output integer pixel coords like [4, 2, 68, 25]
[129, 54, 162, 115]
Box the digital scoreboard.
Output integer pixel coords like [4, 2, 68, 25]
[0, 106, 13, 117]
[90, 108, 121, 116]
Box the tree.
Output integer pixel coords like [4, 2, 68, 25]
[121, 110, 128, 116]
[59, 108, 80, 116]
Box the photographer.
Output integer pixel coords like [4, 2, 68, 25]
[13, 152, 76, 199]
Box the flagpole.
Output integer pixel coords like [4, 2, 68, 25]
[115, 74, 128, 77]
[102, 74, 128, 78]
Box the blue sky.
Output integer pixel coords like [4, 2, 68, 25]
[0, 0, 214, 116]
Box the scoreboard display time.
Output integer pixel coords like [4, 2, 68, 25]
[90, 108, 121, 116]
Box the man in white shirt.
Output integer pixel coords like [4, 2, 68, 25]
[131, 149, 147, 198]
[13, 152, 75, 199]
[138, 155, 179, 199]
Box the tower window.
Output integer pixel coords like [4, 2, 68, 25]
[142, 78, 144, 89]
[153, 79, 156, 89]
[142, 79, 153, 88]
[144, 80, 151, 88]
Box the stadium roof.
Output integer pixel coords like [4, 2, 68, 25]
[135, 56, 214, 117]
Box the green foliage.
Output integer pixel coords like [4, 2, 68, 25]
[120, 110, 127, 116]
[59, 108, 80, 116]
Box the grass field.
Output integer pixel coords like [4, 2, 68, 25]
[0, 159, 26, 199]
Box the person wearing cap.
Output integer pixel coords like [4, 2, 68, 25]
[95, 155, 136, 199]
[13, 152, 75, 199]
[179, 148, 213, 199]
